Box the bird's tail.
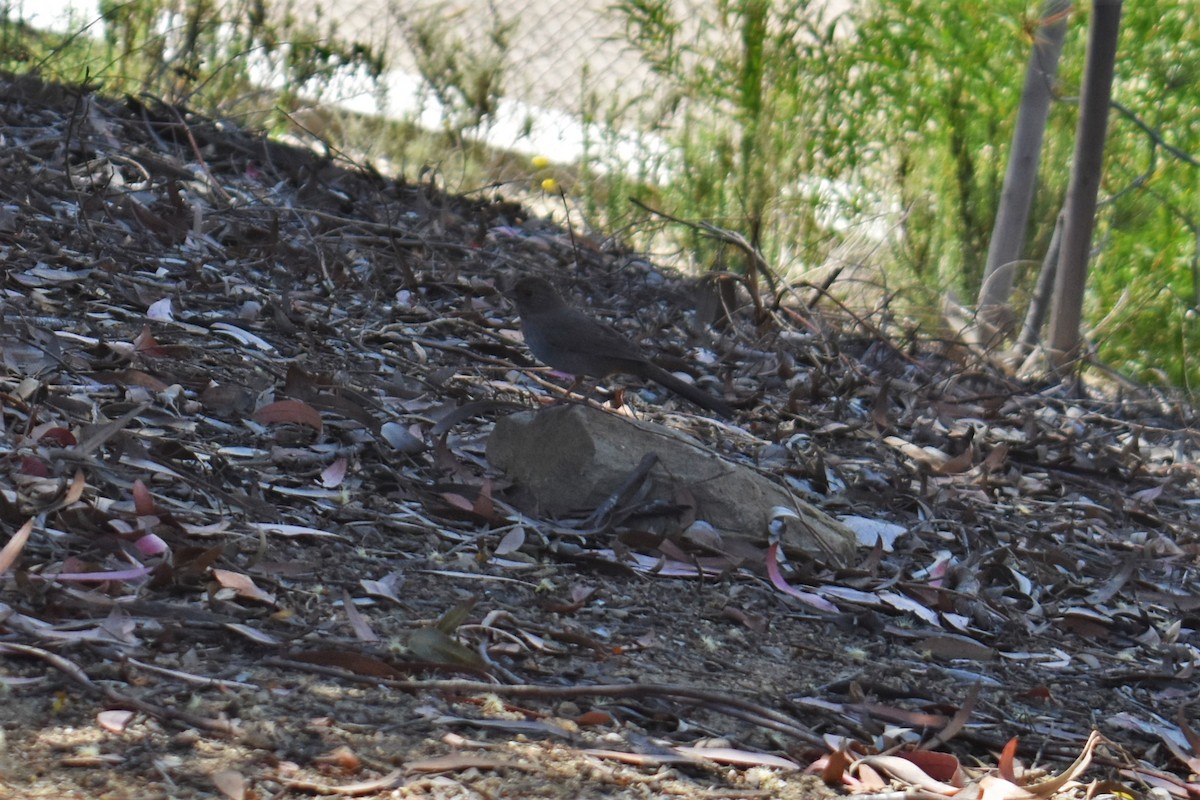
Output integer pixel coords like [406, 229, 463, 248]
[641, 363, 733, 417]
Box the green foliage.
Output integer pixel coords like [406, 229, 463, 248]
[850, 3, 1026, 292]
[609, 0, 1200, 386]
[3, 0, 1198, 385]
[399, 0, 516, 138]
[1088, 4, 1200, 384]
[0, 0, 384, 125]
[609, 0, 857, 275]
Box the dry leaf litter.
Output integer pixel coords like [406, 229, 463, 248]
[0, 74, 1199, 799]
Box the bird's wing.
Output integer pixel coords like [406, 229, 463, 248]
[541, 310, 647, 363]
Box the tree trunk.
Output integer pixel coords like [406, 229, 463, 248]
[1047, 0, 1123, 373]
[1017, 210, 1064, 357]
[977, 0, 1070, 341]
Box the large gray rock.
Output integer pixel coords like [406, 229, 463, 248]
[487, 404, 856, 565]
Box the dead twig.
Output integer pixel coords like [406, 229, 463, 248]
[0, 642, 238, 735]
[262, 657, 824, 747]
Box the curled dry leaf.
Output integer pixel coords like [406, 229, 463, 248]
[493, 526, 525, 555]
[0, 519, 34, 575]
[1024, 730, 1105, 796]
[765, 543, 839, 613]
[146, 297, 173, 321]
[840, 515, 907, 551]
[342, 590, 379, 643]
[360, 572, 404, 603]
[210, 769, 246, 800]
[133, 533, 169, 557]
[904, 748, 966, 783]
[320, 457, 349, 488]
[210, 322, 275, 352]
[97, 709, 135, 734]
[977, 775, 1037, 800]
[313, 745, 362, 772]
[211, 569, 277, 606]
[852, 755, 960, 795]
[252, 399, 323, 433]
[132, 479, 156, 517]
[884, 435, 951, 469]
[998, 735, 1020, 782]
[380, 421, 427, 453]
[721, 605, 767, 633]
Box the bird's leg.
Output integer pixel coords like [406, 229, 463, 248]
[551, 375, 619, 411]
[561, 375, 588, 404]
[534, 373, 590, 407]
[526, 365, 626, 412]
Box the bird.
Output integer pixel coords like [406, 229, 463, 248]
[509, 276, 733, 417]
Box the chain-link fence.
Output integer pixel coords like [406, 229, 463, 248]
[12, 0, 666, 162]
[278, 0, 670, 163]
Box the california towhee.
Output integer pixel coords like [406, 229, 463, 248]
[510, 276, 732, 416]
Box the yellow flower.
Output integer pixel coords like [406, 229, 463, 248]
[531, 155, 550, 170]
[541, 178, 559, 192]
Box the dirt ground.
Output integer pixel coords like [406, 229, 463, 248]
[1, 74, 1199, 800]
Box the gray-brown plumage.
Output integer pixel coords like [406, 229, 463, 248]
[510, 276, 732, 417]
